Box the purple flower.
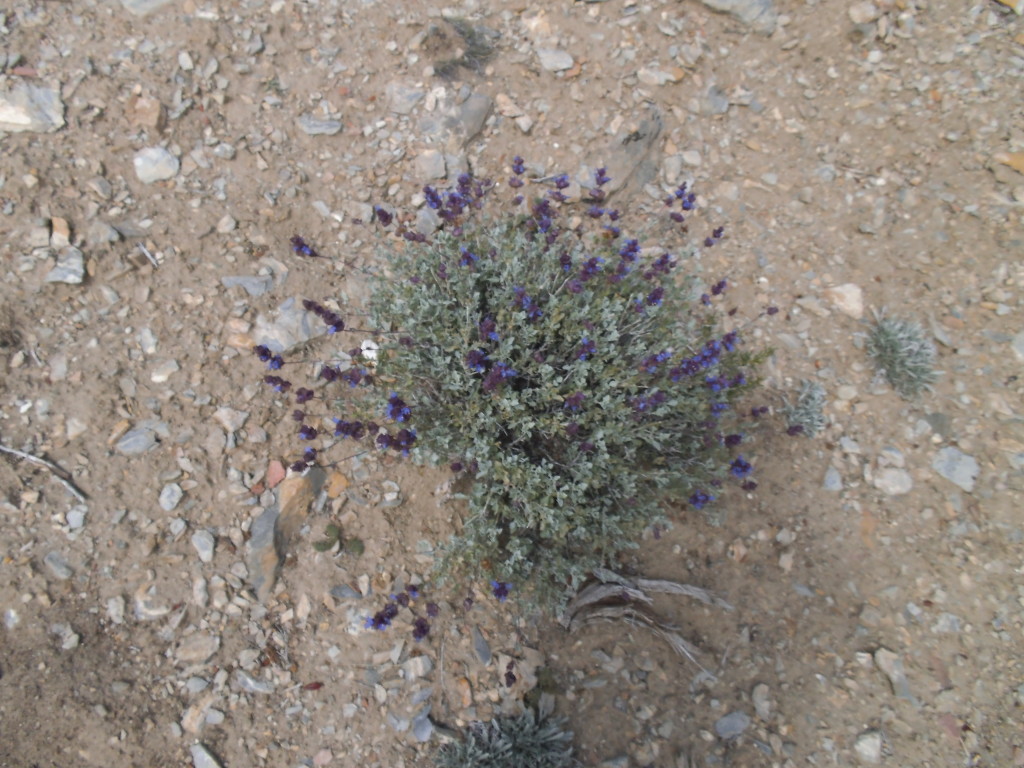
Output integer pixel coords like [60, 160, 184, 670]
[299, 425, 318, 440]
[711, 279, 728, 296]
[292, 409, 306, 422]
[386, 392, 411, 422]
[412, 618, 430, 642]
[376, 433, 393, 450]
[565, 422, 580, 437]
[459, 247, 478, 267]
[724, 433, 743, 447]
[406, 584, 420, 599]
[490, 580, 512, 602]
[290, 235, 319, 258]
[252, 344, 272, 362]
[619, 238, 640, 261]
[479, 316, 499, 342]
[450, 461, 463, 472]
[295, 388, 314, 404]
[595, 167, 611, 187]
[395, 592, 410, 607]
[466, 348, 488, 373]
[689, 490, 714, 510]
[564, 391, 585, 411]
[392, 428, 417, 455]
[374, 206, 393, 227]
[766, 306, 779, 316]
[263, 375, 292, 392]
[579, 441, 596, 453]
[786, 424, 805, 436]
[320, 365, 339, 383]
[426, 602, 439, 618]
[512, 156, 526, 175]
[303, 447, 317, 464]
[577, 337, 596, 361]
[646, 287, 664, 306]
[730, 456, 753, 478]
[579, 256, 604, 281]
[268, 354, 284, 370]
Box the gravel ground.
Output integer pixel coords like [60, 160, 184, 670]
[1, 0, 1022, 766]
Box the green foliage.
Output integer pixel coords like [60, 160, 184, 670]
[433, 709, 576, 768]
[865, 309, 938, 398]
[368, 183, 764, 611]
[783, 380, 826, 437]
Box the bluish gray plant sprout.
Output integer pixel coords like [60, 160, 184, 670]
[363, 160, 772, 612]
[782, 380, 827, 437]
[433, 707, 576, 768]
[865, 308, 939, 399]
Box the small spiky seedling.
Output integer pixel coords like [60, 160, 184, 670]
[433, 709, 576, 768]
[783, 380, 826, 437]
[865, 309, 938, 398]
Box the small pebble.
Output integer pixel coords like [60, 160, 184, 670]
[133, 147, 179, 183]
[853, 729, 883, 763]
[159, 483, 184, 512]
[714, 711, 751, 739]
[191, 530, 215, 563]
[44, 551, 73, 580]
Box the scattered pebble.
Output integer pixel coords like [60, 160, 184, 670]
[823, 466, 843, 491]
[0, 82, 65, 133]
[854, 729, 883, 763]
[192, 530, 215, 563]
[713, 711, 751, 739]
[873, 468, 913, 496]
[45, 247, 85, 285]
[189, 743, 224, 768]
[536, 48, 574, 72]
[931, 447, 979, 492]
[823, 283, 864, 319]
[133, 147, 179, 183]
[159, 483, 184, 511]
[297, 115, 343, 136]
[43, 551, 73, 580]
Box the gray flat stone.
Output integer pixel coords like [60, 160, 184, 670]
[159, 483, 184, 512]
[931, 446, 979, 492]
[698, 0, 778, 34]
[823, 465, 843, 491]
[536, 48, 574, 72]
[386, 82, 424, 115]
[191, 530, 215, 563]
[0, 83, 65, 133]
[115, 427, 158, 456]
[297, 115, 343, 136]
[252, 297, 325, 355]
[45, 247, 85, 285]
[44, 551, 73, 580]
[121, 0, 176, 14]
[714, 710, 751, 739]
[220, 275, 273, 297]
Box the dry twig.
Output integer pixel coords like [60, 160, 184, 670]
[0, 442, 88, 503]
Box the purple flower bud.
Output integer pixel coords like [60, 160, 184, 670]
[299, 425, 318, 440]
[373, 206, 393, 227]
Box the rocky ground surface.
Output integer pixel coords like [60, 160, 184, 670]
[1, 0, 1022, 766]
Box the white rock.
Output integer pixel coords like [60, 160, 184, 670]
[216, 214, 237, 233]
[189, 743, 224, 768]
[150, 359, 180, 383]
[637, 67, 681, 86]
[45, 247, 86, 285]
[213, 407, 248, 432]
[0, 83, 65, 133]
[536, 48, 574, 72]
[192, 530, 215, 563]
[873, 467, 913, 495]
[416, 149, 446, 180]
[848, 1, 881, 24]
[133, 147, 179, 183]
[853, 729, 883, 763]
[403, 655, 433, 680]
[175, 632, 220, 664]
[824, 283, 864, 319]
[159, 483, 184, 512]
[107, 595, 126, 624]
